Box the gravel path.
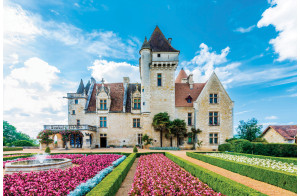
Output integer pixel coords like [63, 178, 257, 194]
[170, 151, 296, 196]
[115, 158, 138, 196]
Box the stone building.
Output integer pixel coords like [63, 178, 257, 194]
[42, 26, 234, 150]
[261, 125, 297, 143]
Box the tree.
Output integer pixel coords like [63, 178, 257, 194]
[191, 128, 202, 149]
[237, 118, 262, 141]
[170, 119, 187, 147]
[3, 121, 36, 144]
[152, 112, 171, 147]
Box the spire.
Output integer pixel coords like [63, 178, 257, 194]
[141, 36, 150, 50]
[85, 80, 91, 95]
[148, 26, 179, 52]
[76, 79, 85, 94]
[175, 69, 188, 83]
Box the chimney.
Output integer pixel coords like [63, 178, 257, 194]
[123, 77, 130, 85]
[187, 74, 194, 89]
[168, 38, 172, 44]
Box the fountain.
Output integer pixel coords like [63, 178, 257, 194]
[5, 153, 72, 175]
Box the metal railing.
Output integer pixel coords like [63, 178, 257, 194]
[43, 125, 97, 132]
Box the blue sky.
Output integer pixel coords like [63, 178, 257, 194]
[3, 0, 297, 138]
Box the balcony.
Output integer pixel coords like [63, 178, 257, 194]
[43, 125, 97, 132]
[65, 93, 87, 99]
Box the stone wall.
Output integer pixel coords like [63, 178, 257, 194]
[262, 128, 289, 143]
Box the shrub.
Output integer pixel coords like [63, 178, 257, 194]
[45, 147, 51, 153]
[166, 152, 265, 196]
[225, 138, 238, 143]
[3, 153, 33, 161]
[187, 152, 297, 193]
[87, 153, 137, 196]
[149, 147, 180, 150]
[218, 143, 233, 151]
[133, 146, 138, 153]
[3, 147, 23, 151]
[252, 138, 268, 143]
[252, 143, 297, 157]
[12, 140, 34, 146]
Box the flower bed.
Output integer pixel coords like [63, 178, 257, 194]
[204, 153, 296, 174]
[3, 154, 122, 195]
[129, 154, 223, 196]
[3, 154, 27, 158]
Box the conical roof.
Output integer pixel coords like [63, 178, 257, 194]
[148, 26, 179, 52]
[141, 37, 150, 49]
[175, 69, 188, 83]
[76, 79, 85, 94]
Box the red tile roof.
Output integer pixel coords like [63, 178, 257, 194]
[175, 69, 188, 83]
[148, 26, 179, 52]
[263, 125, 297, 140]
[87, 83, 124, 112]
[175, 83, 206, 107]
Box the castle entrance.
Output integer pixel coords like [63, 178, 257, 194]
[100, 133, 107, 148]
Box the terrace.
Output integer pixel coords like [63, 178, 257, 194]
[43, 125, 97, 132]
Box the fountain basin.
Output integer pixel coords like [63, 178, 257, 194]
[5, 158, 72, 175]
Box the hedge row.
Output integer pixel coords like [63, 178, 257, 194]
[225, 152, 297, 165]
[165, 152, 266, 196]
[3, 153, 34, 161]
[187, 152, 297, 193]
[149, 147, 180, 150]
[87, 153, 137, 196]
[218, 142, 297, 157]
[50, 152, 131, 156]
[3, 147, 23, 151]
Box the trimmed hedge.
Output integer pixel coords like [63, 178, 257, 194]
[3, 153, 34, 161]
[50, 152, 131, 156]
[225, 152, 297, 165]
[165, 152, 266, 196]
[149, 147, 180, 150]
[87, 153, 137, 196]
[218, 143, 233, 151]
[3, 147, 23, 151]
[187, 152, 297, 193]
[136, 152, 165, 157]
[12, 140, 34, 146]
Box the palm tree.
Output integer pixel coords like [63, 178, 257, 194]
[170, 119, 187, 147]
[152, 112, 171, 147]
[191, 128, 202, 149]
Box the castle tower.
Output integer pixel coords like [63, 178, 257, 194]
[139, 26, 180, 118]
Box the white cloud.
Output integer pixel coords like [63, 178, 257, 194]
[3, 57, 76, 138]
[235, 110, 250, 115]
[235, 25, 255, 33]
[89, 59, 140, 83]
[182, 43, 296, 88]
[74, 3, 80, 8]
[265, 116, 278, 120]
[257, 0, 296, 61]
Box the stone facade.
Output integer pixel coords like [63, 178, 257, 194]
[42, 26, 234, 150]
[261, 126, 297, 144]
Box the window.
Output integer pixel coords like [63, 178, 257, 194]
[186, 95, 192, 103]
[209, 112, 219, 126]
[157, 53, 160, 57]
[100, 99, 107, 110]
[75, 99, 78, 104]
[133, 118, 140, 128]
[100, 117, 107, 127]
[188, 136, 193, 144]
[133, 98, 141, 109]
[76, 120, 80, 126]
[188, 113, 192, 126]
[209, 94, 218, 104]
[209, 133, 219, 144]
[157, 73, 162, 86]
[72, 110, 75, 115]
[138, 134, 143, 145]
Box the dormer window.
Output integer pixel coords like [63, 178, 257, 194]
[186, 95, 192, 103]
[133, 98, 141, 109]
[157, 53, 161, 57]
[100, 99, 107, 110]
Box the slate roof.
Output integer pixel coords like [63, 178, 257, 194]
[85, 80, 91, 95]
[262, 125, 297, 140]
[175, 69, 188, 83]
[175, 83, 206, 107]
[141, 37, 150, 50]
[76, 79, 85, 94]
[87, 83, 124, 112]
[147, 26, 179, 52]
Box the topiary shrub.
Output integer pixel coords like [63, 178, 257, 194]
[133, 146, 138, 153]
[218, 143, 233, 151]
[12, 140, 34, 146]
[45, 147, 51, 153]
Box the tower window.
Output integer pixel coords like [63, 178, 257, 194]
[157, 73, 162, 86]
[75, 99, 78, 104]
[72, 110, 75, 115]
[157, 53, 161, 57]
